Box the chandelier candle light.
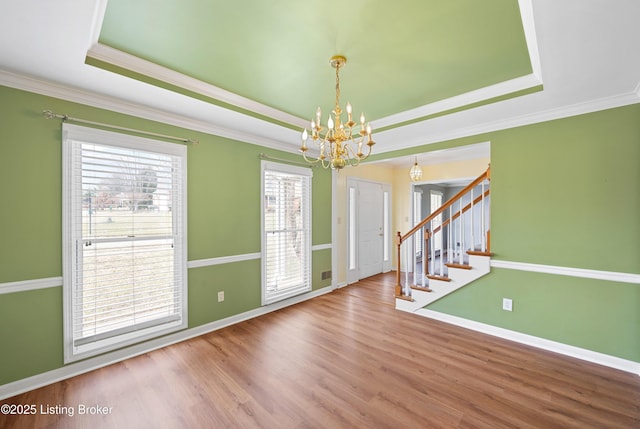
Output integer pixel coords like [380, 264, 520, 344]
[300, 55, 375, 169]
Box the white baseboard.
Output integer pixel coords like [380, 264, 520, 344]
[334, 281, 348, 289]
[0, 285, 334, 400]
[415, 309, 640, 375]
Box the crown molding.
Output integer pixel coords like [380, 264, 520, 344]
[2, 67, 638, 160]
[375, 89, 640, 155]
[373, 73, 542, 130]
[0, 68, 295, 153]
[87, 43, 308, 129]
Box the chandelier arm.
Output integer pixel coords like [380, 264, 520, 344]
[319, 155, 330, 169]
[301, 151, 322, 165]
[342, 141, 362, 167]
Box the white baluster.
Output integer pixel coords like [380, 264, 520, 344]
[440, 221, 444, 275]
[412, 229, 422, 286]
[459, 198, 463, 264]
[481, 181, 486, 252]
[470, 188, 474, 252]
[404, 240, 410, 295]
[448, 206, 452, 265]
[430, 222, 435, 281]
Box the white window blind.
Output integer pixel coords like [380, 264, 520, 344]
[62, 123, 187, 362]
[261, 161, 312, 305]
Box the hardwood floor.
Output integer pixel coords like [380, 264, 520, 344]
[2, 272, 639, 428]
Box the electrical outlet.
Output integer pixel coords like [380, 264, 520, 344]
[502, 298, 513, 312]
[217, 291, 224, 302]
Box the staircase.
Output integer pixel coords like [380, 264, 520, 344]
[395, 166, 491, 312]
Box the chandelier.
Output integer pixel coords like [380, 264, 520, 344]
[300, 55, 374, 170]
[409, 156, 423, 181]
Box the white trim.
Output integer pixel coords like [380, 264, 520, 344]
[491, 260, 640, 284]
[0, 69, 294, 153]
[88, 0, 108, 47]
[4, 256, 634, 295]
[0, 277, 63, 295]
[0, 285, 334, 401]
[188, 252, 262, 269]
[0, 246, 334, 294]
[312, 243, 332, 252]
[416, 309, 640, 375]
[87, 43, 308, 129]
[374, 90, 640, 155]
[519, 0, 542, 82]
[374, 73, 542, 129]
[2, 66, 638, 159]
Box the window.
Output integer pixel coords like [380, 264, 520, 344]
[62, 124, 187, 362]
[261, 161, 312, 305]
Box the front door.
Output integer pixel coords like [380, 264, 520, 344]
[358, 181, 384, 279]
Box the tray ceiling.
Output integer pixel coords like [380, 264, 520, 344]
[91, 0, 535, 130]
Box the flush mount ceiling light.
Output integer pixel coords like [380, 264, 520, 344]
[409, 156, 423, 182]
[300, 55, 375, 170]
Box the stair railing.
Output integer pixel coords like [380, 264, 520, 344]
[395, 166, 491, 299]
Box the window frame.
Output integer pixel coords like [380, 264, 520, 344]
[260, 161, 312, 305]
[62, 123, 187, 363]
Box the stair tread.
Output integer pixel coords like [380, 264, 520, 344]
[445, 262, 473, 270]
[467, 250, 493, 257]
[395, 294, 414, 302]
[427, 275, 451, 282]
[410, 285, 433, 293]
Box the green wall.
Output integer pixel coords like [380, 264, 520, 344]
[420, 104, 640, 362]
[0, 85, 332, 385]
[1, 82, 638, 388]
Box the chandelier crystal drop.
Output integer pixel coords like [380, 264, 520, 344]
[300, 55, 374, 170]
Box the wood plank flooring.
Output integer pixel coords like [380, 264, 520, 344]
[2, 272, 639, 428]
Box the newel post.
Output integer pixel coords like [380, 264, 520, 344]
[395, 231, 402, 296]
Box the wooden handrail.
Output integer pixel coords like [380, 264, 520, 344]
[400, 166, 490, 243]
[431, 189, 490, 235]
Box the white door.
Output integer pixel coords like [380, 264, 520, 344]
[358, 181, 384, 279]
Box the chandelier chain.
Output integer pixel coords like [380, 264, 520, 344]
[335, 64, 341, 110]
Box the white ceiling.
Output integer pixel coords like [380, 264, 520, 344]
[0, 0, 639, 166]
